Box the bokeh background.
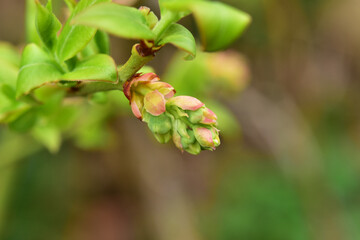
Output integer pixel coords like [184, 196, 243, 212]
[1, 0, 360, 239]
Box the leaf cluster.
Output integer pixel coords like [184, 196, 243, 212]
[0, 0, 251, 153]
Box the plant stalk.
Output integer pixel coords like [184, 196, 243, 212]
[67, 44, 154, 96]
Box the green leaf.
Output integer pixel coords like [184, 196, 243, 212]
[158, 0, 192, 20]
[16, 44, 63, 98]
[72, 2, 155, 40]
[94, 30, 110, 54]
[26, 0, 42, 44]
[64, 0, 77, 11]
[16, 44, 118, 98]
[62, 54, 117, 82]
[80, 30, 110, 58]
[57, 0, 110, 62]
[158, 23, 196, 59]
[164, 1, 251, 51]
[35, 0, 62, 51]
[191, 1, 251, 51]
[8, 108, 38, 133]
[32, 124, 61, 153]
[0, 84, 29, 123]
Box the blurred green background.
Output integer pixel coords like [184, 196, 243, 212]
[1, 0, 360, 239]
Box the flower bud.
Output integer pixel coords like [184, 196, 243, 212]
[193, 126, 220, 150]
[211, 127, 221, 147]
[123, 73, 175, 119]
[180, 129, 196, 148]
[167, 96, 204, 111]
[172, 130, 183, 150]
[187, 108, 204, 124]
[201, 107, 217, 125]
[144, 113, 172, 135]
[124, 74, 221, 154]
[185, 142, 201, 155]
[154, 132, 172, 144]
[174, 119, 189, 139]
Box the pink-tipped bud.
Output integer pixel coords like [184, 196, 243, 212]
[200, 107, 217, 125]
[167, 96, 204, 111]
[144, 90, 166, 116]
[124, 73, 175, 119]
[194, 127, 215, 149]
[123, 73, 159, 100]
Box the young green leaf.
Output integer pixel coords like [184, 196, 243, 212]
[158, 0, 192, 21]
[72, 2, 155, 40]
[191, 1, 251, 51]
[163, 1, 251, 51]
[62, 54, 118, 82]
[16, 44, 63, 98]
[158, 23, 196, 59]
[57, 0, 110, 62]
[94, 30, 110, 54]
[80, 30, 110, 57]
[26, 0, 42, 44]
[35, 0, 62, 51]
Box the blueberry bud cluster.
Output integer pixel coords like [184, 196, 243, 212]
[124, 73, 220, 154]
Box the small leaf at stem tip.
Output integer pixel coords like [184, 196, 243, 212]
[35, 0, 62, 51]
[139, 6, 158, 30]
[144, 90, 166, 116]
[166, 96, 204, 110]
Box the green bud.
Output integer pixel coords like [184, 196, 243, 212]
[211, 127, 221, 147]
[172, 130, 183, 150]
[181, 129, 195, 148]
[174, 119, 189, 138]
[147, 113, 172, 134]
[154, 132, 172, 144]
[187, 107, 204, 124]
[194, 126, 216, 149]
[185, 142, 201, 155]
